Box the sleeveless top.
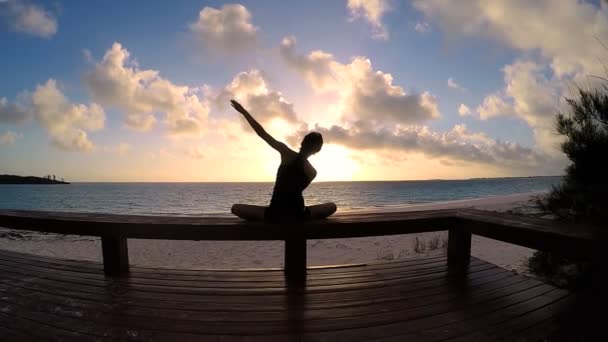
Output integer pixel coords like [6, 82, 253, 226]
[265, 154, 312, 222]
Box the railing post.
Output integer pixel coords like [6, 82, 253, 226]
[284, 239, 306, 282]
[101, 236, 129, 275]
[448, 221, 471, 273]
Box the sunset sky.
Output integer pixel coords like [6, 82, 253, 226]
[1, 0, 607, 182]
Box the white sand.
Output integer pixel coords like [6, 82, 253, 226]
[0, 191, 543, 274]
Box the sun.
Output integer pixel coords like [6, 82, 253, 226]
[309, 144, 359, 181]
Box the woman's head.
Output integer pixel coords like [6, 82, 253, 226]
[300, 132, 323, 155]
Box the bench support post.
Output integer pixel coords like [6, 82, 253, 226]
[284, 239, 306, 282]
[448, 223, 471, 274]
[101, 236, 129, 275]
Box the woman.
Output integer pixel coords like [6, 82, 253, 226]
[230, 100, 337, 222]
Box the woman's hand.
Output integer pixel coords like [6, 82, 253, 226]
[230, 100, 248, 115]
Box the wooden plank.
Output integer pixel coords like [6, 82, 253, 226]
[0, 248, 449, 279]
[101, 236, 129, 275]
[0, 274, 551, 336]
[458, 209, 607, 259]
[1, 208, 605, 261]
[0, 256, 473, 290]
[0, 208, 458, 240]
[284, 239, 306, 282]
[0, 258, 494, 298]
[0, 251, 577, 341]
[447, 223, 471, 273]
[380, 288, 571, 341]
[0, 267, 515, 316]
[0, 311, 89, 341]
[0, 262, 502, 309]
[0, 267, 526, 325]
[467, 294, 576, 341]
[0, 252, 454, 284]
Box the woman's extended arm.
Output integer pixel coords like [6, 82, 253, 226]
[231, 100, 290, 154]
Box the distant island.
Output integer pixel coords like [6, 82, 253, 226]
[0, 174, 69, 184]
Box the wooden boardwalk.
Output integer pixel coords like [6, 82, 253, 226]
[0, 249, 575, 341]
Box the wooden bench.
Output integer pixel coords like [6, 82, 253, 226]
[0, 208, 605, 280]
[0, 208, 602, 340]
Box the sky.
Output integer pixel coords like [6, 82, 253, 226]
[1, 0, 607, 182]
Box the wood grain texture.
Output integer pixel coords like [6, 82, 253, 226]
[0, 250, 576, 341]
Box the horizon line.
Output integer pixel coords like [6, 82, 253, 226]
[59, 175, 563, 183]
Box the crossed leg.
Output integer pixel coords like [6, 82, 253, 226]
[307, 202, 337, 219]
[231, 204, 266, 221]
[231, 202, 337, 221]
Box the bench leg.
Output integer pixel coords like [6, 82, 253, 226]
[284, 239, 306, 282]
[448, 226, 471, 274]
[101, 237, 129, 275]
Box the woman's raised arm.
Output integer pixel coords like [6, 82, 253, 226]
[230, 100, 290, 154]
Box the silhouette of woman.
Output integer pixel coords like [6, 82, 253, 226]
[230, 100, 337, 222]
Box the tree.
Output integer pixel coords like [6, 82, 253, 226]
[529, 86, 608, 288]
[538, 87, 608, 224]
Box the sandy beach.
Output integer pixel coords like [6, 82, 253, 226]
[0, 191, 543, 274]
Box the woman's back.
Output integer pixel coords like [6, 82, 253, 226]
[266, 154, 312, 221]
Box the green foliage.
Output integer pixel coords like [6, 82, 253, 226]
[526, 251, 588, 288]
[538, 87, 608, 224]
[530, 86, 608, 288]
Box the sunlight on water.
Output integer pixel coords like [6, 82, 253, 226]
[0, 177, 560, 216]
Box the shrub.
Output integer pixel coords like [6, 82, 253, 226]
[531, 86, 608, 288]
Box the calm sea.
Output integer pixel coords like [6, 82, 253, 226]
[0, 177, 560, 216]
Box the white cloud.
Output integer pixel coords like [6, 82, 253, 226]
[414, 0, 608, 156]
[476, 60, 563, 152]
[280, 36, 440, 125]
[0, 79, 104, 151]
[85, 42, 210, 135]
[347, 0, 392, 40]
[413, 0, 608, 77]
[2, 0, 57, 38]
[216, 70, 299, 125]
[447, 77, 466, 91]
[295, 122, 547, 171]
[0, 130, 20, 145]
[458, 103, 471, 116]
[188, 4, 258, 54]
[30, 79, 105, 151]
[414, 21, 430, 33]
[0, 96, 31, 123]
[476, 93, 513, 120]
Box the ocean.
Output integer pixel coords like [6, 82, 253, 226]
[0, 177, 560, 216]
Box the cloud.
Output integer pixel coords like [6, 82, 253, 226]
[186, 146, 205, 159]
[0, 130, 20, 145]
[280, 36, 440, 125]
[188, 4, 258, 54]
[414, 0, 608, 155]
[1, 0, 57, 38]
[447, 77, 466, 91]
[414, 21, 431, 33]
[413, 0, 608, 77]
[30, 79, 105, 151]
[85, 42, 209, 135]
[297, 122, 547, 170]
[475, 60, 563, 152]
[458, 103, 471, 116]
[0, 79, 104, 151]
[0, 96, 31, 123]
[115, 142, 130, 156]
[347, 0, 392, 40]
[215, 70, 299, 125]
